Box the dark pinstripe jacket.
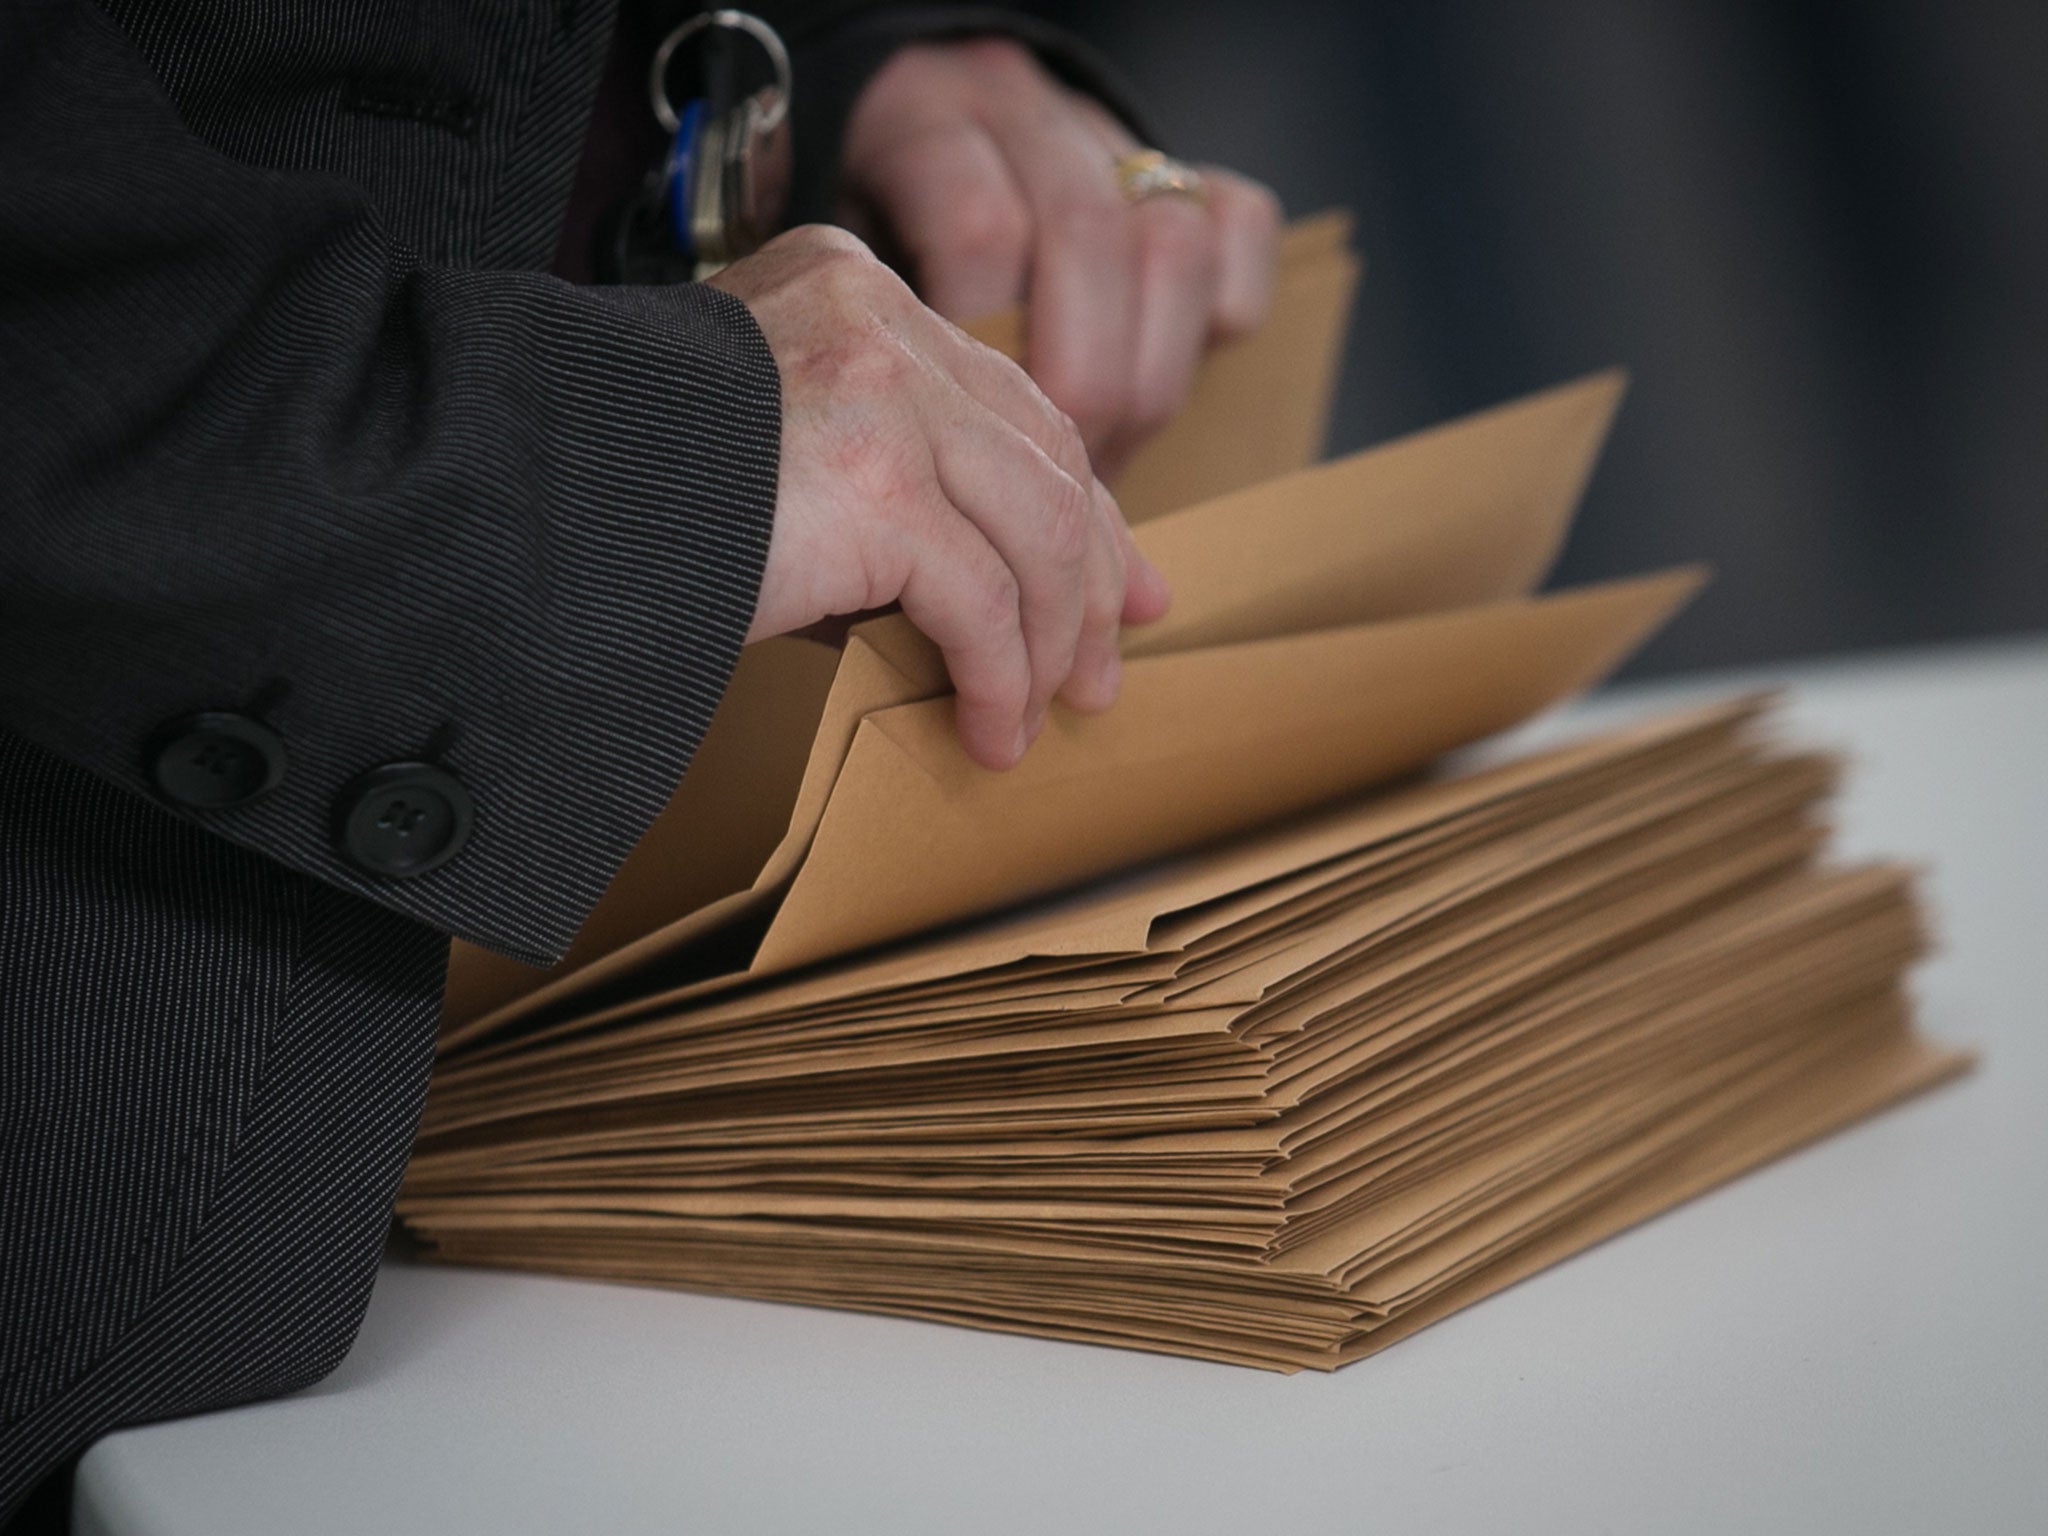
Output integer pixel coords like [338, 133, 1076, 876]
[0, 0, 1133, 1515]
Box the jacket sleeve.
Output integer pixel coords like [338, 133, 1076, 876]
[0, 0, 781, 967]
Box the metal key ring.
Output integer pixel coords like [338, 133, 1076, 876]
[649, 10, 792, 136]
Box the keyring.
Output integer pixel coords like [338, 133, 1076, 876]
[649, 9, 791, 136]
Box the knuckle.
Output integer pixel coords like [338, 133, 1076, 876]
[812, 256, 870, 314]
[970, 561, 1024, 636]
[811, 235, 892, 301]
[786, 222, 874, 266]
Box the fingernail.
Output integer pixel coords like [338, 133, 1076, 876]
[1098, 651, 1121, 700]
[1011, 722, 1032, 764]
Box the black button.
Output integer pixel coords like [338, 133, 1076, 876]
[149, 712, 287, 809]
[334, 762, 473, 878]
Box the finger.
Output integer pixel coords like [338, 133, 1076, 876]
[1053, 477, 1136, 715]
[1201, 168, 1283, 340]
[1098, 194, 1220, 472]
[1051, 480, 1139, 715]
[1062, 88, 1150, 168]
[929, 323, 1173, 645]
[857, 123, 1033, 322]
[930, 398, 1111, 725]
[895, 499, 1034, 770]
[975, 85, 1141, 458]
[1114, 498, 1173, 626]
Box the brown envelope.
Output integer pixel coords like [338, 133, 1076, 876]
[752, 570, 1701, 973]
[443, 344, 1672, 1045]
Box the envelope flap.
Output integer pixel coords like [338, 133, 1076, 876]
[752, 569, 1706, 975]
[1127, 371, 1627, 656]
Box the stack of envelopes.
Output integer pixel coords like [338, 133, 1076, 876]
[400, 217, 1969, 1370]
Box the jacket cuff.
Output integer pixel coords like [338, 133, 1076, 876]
[370, 278, 781, 965]
[285, 278, 781, 965]
[16, 278, 779, 969]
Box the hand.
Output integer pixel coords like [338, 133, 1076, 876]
[840, 37, 1284, 476]
[709, 226, 1172, 771]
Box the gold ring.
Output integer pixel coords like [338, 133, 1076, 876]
[1113, 149, 1209, 207]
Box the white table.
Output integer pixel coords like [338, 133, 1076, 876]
[74, 638, 2048, 1535]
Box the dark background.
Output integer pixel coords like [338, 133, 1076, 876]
[1038, 0, 2048, 676]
